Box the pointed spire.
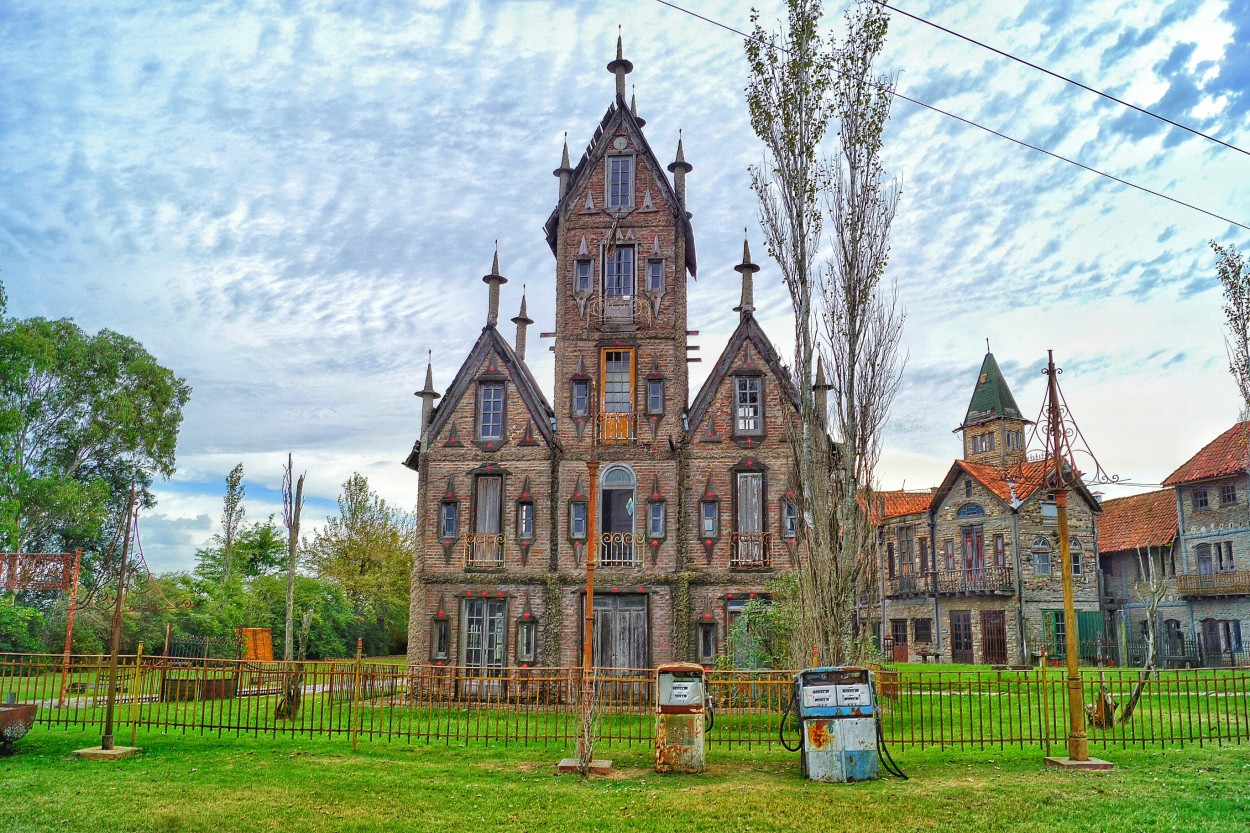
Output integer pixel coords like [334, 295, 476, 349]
[606, 29, 633, 101]
[511, 285, 534, 361]
[667, 131, 693, 215]
[961, 350, 1024, 429]
[630, 86, 645, 128]
[733, 232, 760, 318]
[416, 350, 441, 439]
[553, 133, 573, 200]
[813, 356, 831, 423]
[482, 243, 508, 327]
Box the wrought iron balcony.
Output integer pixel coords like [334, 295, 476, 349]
[1177, 570, 1250, 597]
[885, 566, 1014, 597]
[731, 532, 772, 569]
[589, 294, 653, 329]
[597, 532, 644, 569]
[460, 533, 505, 569]
[596, 411, 638, 445]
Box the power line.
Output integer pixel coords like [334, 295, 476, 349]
[874, 0, 1250, 159]
[652, 0, 1249, 232]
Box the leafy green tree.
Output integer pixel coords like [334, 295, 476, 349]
[305, 473, 414, 655]
[1215, 241, 1250, 415]
[0, 289, 190, 555]
[243, 574, 356, 660]
[0, 601, 46, 653]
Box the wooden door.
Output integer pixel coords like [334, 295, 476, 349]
[890, 619, 909, 662]
[950, 611, 973, 663]
[593, 594, 648, 670]
[980, 610, 1007, 665]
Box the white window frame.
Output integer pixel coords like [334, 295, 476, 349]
[606, 154, 634, 209]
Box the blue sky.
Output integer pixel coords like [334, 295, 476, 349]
[4, 0, 1248, 571]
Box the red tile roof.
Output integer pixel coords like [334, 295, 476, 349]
[873, 490, 932, 522]
[956, 459, 1051, 504]
[1096, 489, 1177, 553]
[1162, 421, 1250, 486]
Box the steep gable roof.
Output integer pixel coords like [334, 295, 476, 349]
[873, 490, 933, 523]
[932, 458, 1101, 514]
[1162, 420, 1250, 485]
[542, 99, 697, 277]
[1097, 489, 1178, 554]
[405, 325, 556, 470]
[960, 351, 1028, 429]
[687, 313, 799, 436]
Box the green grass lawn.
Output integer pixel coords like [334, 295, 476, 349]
[2, 729, 1246, 832]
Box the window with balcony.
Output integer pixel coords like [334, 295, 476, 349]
[477, 383, 505, 441]
[886, 542, 896, 579]
[606, 155, 634, 208]
[993, 533, 1006, 568]
[734, 377, 762, 436]
[469, 475, 503, 567]
[600, 348, 635, 443]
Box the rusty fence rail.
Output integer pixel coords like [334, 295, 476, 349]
[1, 654, 1246, 751]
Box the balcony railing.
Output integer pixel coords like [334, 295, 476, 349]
[598, 532, 644, 569]
[1177, 570, 1250, 597]
[885, 566, 1014, 597]
[731, 532, 772, 569]
[589, 295, 653, 329]
[461, 533, 505, 569]
[597, 412, 638, 445]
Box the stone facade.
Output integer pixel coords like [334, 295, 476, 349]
[405, 49, 804, 672]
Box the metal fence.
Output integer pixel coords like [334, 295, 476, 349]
[2, 653, 1247, 752]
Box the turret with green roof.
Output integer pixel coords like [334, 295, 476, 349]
[956, 347, 1031, 466]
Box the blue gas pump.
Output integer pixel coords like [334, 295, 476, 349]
[781, 666, 884, 783]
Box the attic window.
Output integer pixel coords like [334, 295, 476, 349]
[607, 155, 634, 208]
[477, 383, 505, 441]
[734, 377, 762, 436]
[956, 503, 985, 518]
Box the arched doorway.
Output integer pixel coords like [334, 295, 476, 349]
[600, 464, 636, 568]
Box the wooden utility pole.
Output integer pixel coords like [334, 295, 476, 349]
[101, 486, 136, 752]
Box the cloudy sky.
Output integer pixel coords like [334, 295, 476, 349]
[4, 0, 1248, 572]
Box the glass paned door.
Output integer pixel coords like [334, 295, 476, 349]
[600, 349, 634, 442]
[463, 598, 506, 672]
[473, 475, 503, 566]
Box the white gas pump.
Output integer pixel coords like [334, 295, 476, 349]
[782, 666, 879, 783]
[654, 662, 711, 773]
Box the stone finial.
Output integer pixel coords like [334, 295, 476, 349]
[630, 87, 645, 128]
[667, 131, 693, 213]
[416, 350, 441, 439]
[813, 356, 832, 422]
[733, 233, 760, 318]
[553, 133, 573, 200]
[606, 30, 633, 100]
[511, 286, 534, 362]
[482, 244, 508, 327]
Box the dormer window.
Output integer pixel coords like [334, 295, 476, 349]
[575, 259, 593, 295]
[477, 382, 505, 441]
[607, 155, 634, 208]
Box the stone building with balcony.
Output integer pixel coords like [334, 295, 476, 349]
[1161, 421, 1250, 662]
[872, 350, 1102, 665]
[1095, 489, 1189, 665]
[403, 42, 805, 674]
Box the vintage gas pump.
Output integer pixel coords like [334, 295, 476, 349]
[785, 666, 878, 783]
[654, 662, 711, 773]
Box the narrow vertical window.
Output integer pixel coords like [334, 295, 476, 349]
[648, 501, 666, 538]
[431, 619, 450, 662]
[607, 156, 633, 207]
[698, 622, 716, 664]
[517, 619, 537, 664]
[1070, 537, 1083, 575]
[781, 500, 798, 540]
[517, 501, 534, 540]
[570, 501, 588, 540]
[1032, 537, 1052, 575]
[439, 501, 459, 539]
[735, 377, 761, 434]
[700, 500, 719, 538]
[575, 259, 593, 294]
[647, 379, 664, 415]
[571, 379, 590, 416]
[604, 247, 635, 297]
[646, 259, 664, 293]
[478, 383, 504, 440]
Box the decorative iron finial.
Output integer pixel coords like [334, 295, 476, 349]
[986, 337, 991, 353]
[606, 29, 633, 100]
[630, 86, 645, 128]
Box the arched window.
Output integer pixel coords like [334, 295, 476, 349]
[602, 464, 636, 488]
[956, 503, 986, 518]
[1031, 536, 1052, 575]
[1070, 537, 1084, 575]
[600, 464, 637, 568]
